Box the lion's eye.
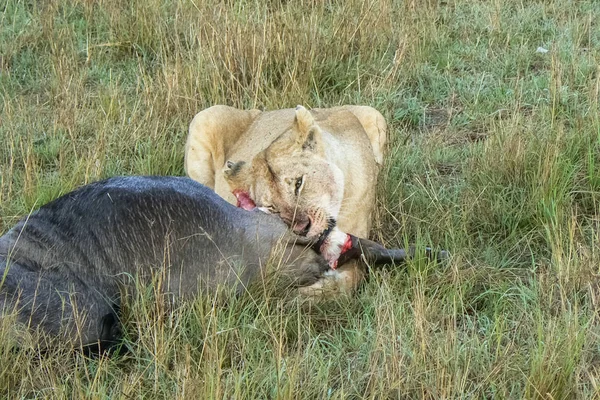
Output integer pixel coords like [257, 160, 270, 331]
[294, 176, 304, 196]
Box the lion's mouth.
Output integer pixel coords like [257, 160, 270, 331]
[314, 218, 336, 249]
[233, 189, 256, 210]
[294, 219, 312, 236]
[232, 189, 335, 241]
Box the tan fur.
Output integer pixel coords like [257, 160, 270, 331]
[185, 105, 387, 294]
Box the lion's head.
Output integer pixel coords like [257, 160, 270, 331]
[224, 106, 345, 239]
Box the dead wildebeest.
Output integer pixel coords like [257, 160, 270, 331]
[0, 176, 446, 352]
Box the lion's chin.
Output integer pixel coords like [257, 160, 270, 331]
[309, 217, 336, 241]
[305, 224, 325, 239]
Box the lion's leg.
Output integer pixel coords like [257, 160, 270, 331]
[185, 105, 260, 188]
[297, 260, 364, 298]
[342, 106, 387, 166]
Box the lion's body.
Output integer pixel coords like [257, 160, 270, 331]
[185, 105, 387, 293]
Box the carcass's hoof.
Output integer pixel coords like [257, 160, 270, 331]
[425, 247, 450, 263]
[437, 249, 450, 262]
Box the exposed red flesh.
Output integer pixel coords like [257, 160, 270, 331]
[319, 231, 353, 270]
[341, 234, 353, 255]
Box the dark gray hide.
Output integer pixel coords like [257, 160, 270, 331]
[0, 176, 327, 349]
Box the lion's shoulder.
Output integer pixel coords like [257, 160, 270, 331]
[313, 106, 387, 164]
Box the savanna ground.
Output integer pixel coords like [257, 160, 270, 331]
[1, 0, 599, 398]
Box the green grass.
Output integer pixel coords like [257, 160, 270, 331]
[1, 0, 600, 397]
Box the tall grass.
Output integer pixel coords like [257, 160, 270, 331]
[1, 0, 600, 397]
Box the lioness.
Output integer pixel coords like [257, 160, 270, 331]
[0, 176, 418, 350]
[185, 105, 387, 293]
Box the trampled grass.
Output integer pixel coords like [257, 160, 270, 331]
[1, 0, 600, 398]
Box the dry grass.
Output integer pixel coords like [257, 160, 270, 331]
[1, 0, 600, 398]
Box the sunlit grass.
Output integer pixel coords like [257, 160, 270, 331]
[1, 0, 600, 397]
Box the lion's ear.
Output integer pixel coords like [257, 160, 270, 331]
[294, 105, 323, 153]
[295, 105, 314, 133]
[223, 160, 250, 189]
